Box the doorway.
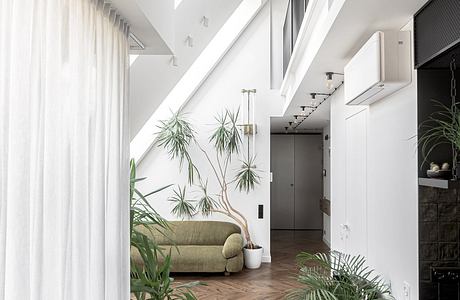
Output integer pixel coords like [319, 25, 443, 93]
[270, 134, 323, 230]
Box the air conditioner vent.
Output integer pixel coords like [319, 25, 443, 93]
[344, 31, 411, 106]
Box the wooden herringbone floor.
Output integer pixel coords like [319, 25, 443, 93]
[173, 230, 329, 300]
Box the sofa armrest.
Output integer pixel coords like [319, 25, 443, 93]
[222, 233, 243, 258]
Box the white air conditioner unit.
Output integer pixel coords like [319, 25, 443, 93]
[344, 31, 411, 105]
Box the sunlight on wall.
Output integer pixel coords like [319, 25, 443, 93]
[175, 0, 184, 9]
[130, 55, 139, 66]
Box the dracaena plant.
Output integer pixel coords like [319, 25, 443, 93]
[156, 109, 261, 249]
[130, 159, 200, 300]
[287, 251, 394, 300]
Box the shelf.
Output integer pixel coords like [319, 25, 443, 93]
[418, 178, 450, 189]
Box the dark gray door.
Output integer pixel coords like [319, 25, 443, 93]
[270, 135, 295, 229]
[271, 134, 323, 230]
[294, 135, 323, 230]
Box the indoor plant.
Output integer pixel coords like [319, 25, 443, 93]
[156, 109, 263, 269]
[419, 100, 460, 178]
[287, 251, 394, 300]
[130, 159, 200, 299]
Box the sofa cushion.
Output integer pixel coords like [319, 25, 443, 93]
[163, 245, 227, 272]
[226, 251, 244, 272]
[137, 221, 241, 245]
[222, 233, 243, 258]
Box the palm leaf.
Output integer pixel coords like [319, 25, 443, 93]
[288, 251, 394, 300]
[156, 109, 199, 184]
[209, 109, 242, 156]
[197, 180, 219, 216]
[235, 156, 261, 193]
[169, 185, 196, 219]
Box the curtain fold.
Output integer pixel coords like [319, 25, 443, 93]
[0, 0, 130, 299]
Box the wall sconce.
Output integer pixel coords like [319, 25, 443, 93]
[293, 115, 299, 124]
[284, 126, 289, 133]
[240, 89, 257, 160]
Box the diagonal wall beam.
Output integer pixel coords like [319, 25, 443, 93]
[130, 0, 267, 163]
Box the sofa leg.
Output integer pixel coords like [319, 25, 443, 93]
[224, 271, 231, 276]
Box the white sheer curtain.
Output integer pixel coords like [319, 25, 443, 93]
[0, 0, 130, 299]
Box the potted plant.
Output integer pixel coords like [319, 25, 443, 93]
[419, 100, 460, 178]
[287, 251, 394, 300]
[156, 109, 263, 269]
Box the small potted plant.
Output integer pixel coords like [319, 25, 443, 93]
[419, 100, 460, 179]
[156, 109, 264, 269]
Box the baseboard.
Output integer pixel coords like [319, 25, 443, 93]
[262, 255, 271, 263]
[323, 237, 331, 248]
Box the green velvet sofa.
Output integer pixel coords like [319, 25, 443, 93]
[132, 221, 244, 274]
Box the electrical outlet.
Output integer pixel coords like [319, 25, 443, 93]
[403, 281, 411, 300]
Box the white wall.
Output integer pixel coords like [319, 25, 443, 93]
[322, 125, 331, 247]
[136, 4, 283, 263]
[330, 21, 418, 299]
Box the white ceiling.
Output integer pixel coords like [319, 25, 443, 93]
[129, 0, 242, 138]
[272, 0, 429, 133]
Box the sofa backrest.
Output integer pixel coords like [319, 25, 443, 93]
[137, 221, 241, 246]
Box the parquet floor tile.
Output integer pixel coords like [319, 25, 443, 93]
[173, 230, 329, 300]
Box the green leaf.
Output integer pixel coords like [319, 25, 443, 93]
[209, 109, 242, 156]
[156, 109, 199, 185]
[235, 156, 261, 193]
[168, 185, 196, 219]
[288, 251, 394, 300]
[419, 99, 460, 169]
[197, 180, 219, 216]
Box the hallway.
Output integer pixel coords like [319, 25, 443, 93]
[174, 230, 329, 300]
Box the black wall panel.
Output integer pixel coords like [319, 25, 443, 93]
[415, 0, 460, 68]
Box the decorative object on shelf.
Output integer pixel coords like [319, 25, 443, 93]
[419, 56, 460, 179]
[431, 162, 440, 171]
[287, 251, 394, 300]
[156, 104, 263, 269]
[427, 162, 451, 179]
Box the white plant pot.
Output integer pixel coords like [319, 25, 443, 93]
[243, 247, 263, 269]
